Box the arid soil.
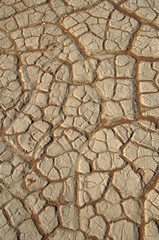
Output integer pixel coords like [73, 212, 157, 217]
[0, 0, 159, 239]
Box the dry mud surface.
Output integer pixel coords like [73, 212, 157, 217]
[0, 0, 159, 239]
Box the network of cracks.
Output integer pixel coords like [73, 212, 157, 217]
[0, 0, 159, 239]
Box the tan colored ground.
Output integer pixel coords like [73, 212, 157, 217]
[0, 0, 159, 239]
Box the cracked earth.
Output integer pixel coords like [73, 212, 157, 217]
[0, 0, 159, 239]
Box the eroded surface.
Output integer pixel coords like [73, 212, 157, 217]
[0, 0, 159, 239]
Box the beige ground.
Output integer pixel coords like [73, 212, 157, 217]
[0, 0, 159, 239]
